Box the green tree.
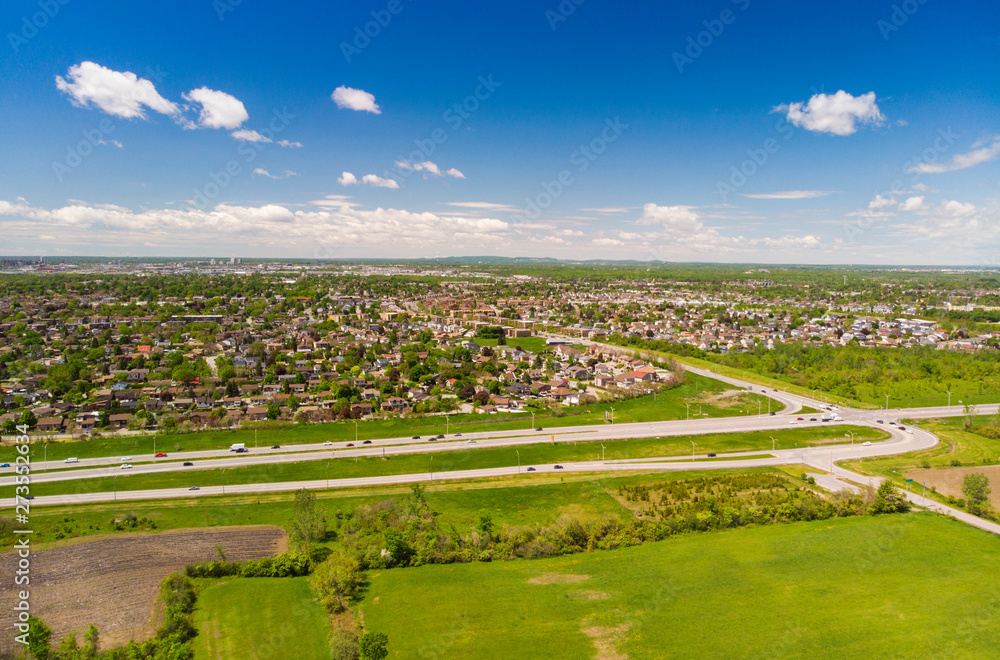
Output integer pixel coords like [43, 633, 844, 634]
[329, 628, 360, 660]
[310, 547, 362, 613]
[359, 632, 388, 660]
[868, 481, 910, 515]
[266, 400, 281, 420]
[26, 615, 52, 660]
[289, 488, 326, 553]
[962, 472, 992, 515]
[19, 409, 37, 430]
[83, 625, 100, 659]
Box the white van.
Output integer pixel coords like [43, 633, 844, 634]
[64, 457, 79, 463]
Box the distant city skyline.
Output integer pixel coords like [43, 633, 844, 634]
[1, 0, 998, 263]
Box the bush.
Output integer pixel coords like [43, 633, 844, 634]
[330, 628, 360, 660]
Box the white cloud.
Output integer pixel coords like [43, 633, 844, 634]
[773, 90, 884, 136]
[338, 171, 399, 189]
[868, 195, 897, 210]
[396, 160, 466, 179]
[361, 174, 399, 189]
[253, 168, 298, 179]
[580, 207, 631, 214]
[899, 196, 925, 211]
[0, 198, 512, 256]
[908, 137, 1000, 174]
[741, 190, 837, 200]
[618, 232, 643, 240]
[231, 130, 302, 147]
[231, 129, 271, 143]
[183, 87, 248, 129]
[55, 61, 179, 120]
[331, 86, 381, 114]
[592, 238, 624, 247]
[635, 204, 703, 232]
[445, 202, 515, 212]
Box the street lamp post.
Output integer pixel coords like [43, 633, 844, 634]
[610, 406, 615, 425]
[757, 400, 761, 417]
[601, 444, 606, 461]
[430, 456, 433, 482]
[255, 428, 257, 449]
[516, 450, 520, 474]
[769, 436, 776, 452]
[446, 414, 449, 435]
[846, 431, 854, 445]
[222, 468, 227, 495]
[691, 441, 696, 462]
[685, 402, 690, 420]
[947, 391, 952, 408]
[355, 420, 358, 444]
[531, 412, 535, 430]
[113, 474, 119, 502]
[884, 394, 889, 411]
[326, 459, 331, 488]
[43, 443, 48, 471]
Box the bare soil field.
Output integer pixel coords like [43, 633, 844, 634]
[906, 465, 1000, 508]
[0, 526, 285, 655]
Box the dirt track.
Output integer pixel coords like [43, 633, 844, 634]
[906, 465, 1000, 508]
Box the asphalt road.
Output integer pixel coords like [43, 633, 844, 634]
[8, 353, 997, 540]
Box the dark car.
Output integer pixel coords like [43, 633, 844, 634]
[769, 411, 776, 416]
[183, 462, 194, 466]
[707, 452, 717, 457]
[188, 486, 200, 491]
[427, 437, 437, 441]
[554, 464, 564, 469]
[412, 435, 421, 439]
[0, 463, 10, 468]
[526, 467, 536, 472]
[363, 440, 372, 445]
[24, 495, 35, 500]
[271, 445, 280, 449]
[535, 427, 543, 431]
[809, 418, 817, 422]
[436, 435, 445, 439]
[876, 419, 884, 424]
[346, 442, 355, 447]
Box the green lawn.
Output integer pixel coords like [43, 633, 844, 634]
[360, 513, 1000, 659]
[192, 577, 330, 660]
[16, 425, 882, 498]
[2, 372, 774, 464]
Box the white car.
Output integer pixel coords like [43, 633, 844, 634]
[120, 463, 133, 469]
[862, 441, 872, 446]
[789, 420, 797, 424]
[322, 441, 333, 446]
[120, 456, 132, 461]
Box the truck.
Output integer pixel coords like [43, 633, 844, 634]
[64, 457, 79, 463]
[229, 443, 245, 452]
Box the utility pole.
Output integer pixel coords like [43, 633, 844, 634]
[691, 441, 696, 462]
[516, 450, 520, 474]
[355, 421, 358, 444]
[326, 459, 331, 488]
[947, 391, 952, 407]
[43, 443, 48, 471]
[884, 393, 889, 411]
[601, 444, 606, 461]
[255, 428, 257, 449]
[113, 474, 119, 501]
[610, 407, 615, 425]
[685, 402, 690, 420]
[222, 468, 227, 495]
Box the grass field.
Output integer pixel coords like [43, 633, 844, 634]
[16, 425, 882, 498]
[2, 372, 772, 464]
[14, 467, 802, 548]
[360, 513, 1000, 659]
[192, 577, 330, 660]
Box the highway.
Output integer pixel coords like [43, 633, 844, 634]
[9, 350, 1000, 539]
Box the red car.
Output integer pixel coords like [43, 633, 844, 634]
[346, 443, 354, 447]
[155, 452, 167, 457]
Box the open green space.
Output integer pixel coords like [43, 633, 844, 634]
[192, 577, 330, 660]
[14, 425, 882, 498]
[611, 336, 1000, 410]
[2, 372, 774, 464]
[360, 513, 1000, 659]
[11, 467, 805, 548]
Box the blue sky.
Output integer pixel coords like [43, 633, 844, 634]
[1, 0, 998, 263]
